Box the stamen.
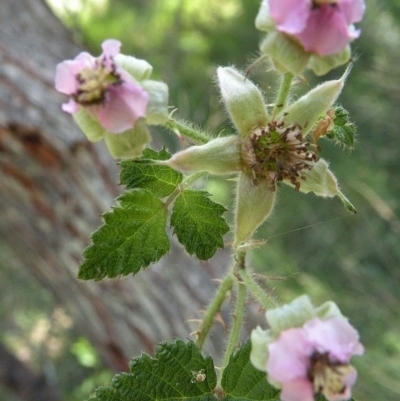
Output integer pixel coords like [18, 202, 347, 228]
[242, 121, 318, 190]
[73, 58, 121, 106]
[308, 352, 353, 399]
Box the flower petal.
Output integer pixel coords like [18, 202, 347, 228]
[296, 6, 353, 56]
[280, 378, 314, 401]
[269, 0, 310, 35]
[267, 328, 313, 382]
[96, 81, 149, 133]
[304, 317, 364, 362]
[101, 39, 121, 57]
[339, 0, 366, 24]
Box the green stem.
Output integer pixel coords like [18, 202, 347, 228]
[218, 251, 247, 384]
[196, 273, 234, 349]
[219, 278, 247, 384]
[238, 268, 277, 309]
[164, 172, 206, 207]
[166, 119, 210, 144]
[273, 72, 294, 117]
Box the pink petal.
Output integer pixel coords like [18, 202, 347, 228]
[55, 60, 80, 94]
[269, 0, 310, 34]
[96, 81, 148, 133]
[267, 328, 314, 383]
[280, 378, 314, 401]
[296, 6, 351, 55]
[61, 98, 79, 114]
[55, 53, 95, 94]
[338, 0, 366, 24]
[101, 39, 121, 58]
[304, 317, 364, 362]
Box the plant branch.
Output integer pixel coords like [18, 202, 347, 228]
[196, 273, 234, 349]
[238, 268, 277, 310]
[273, 72, 294, 117]
[219, 278, 247, 384]
[166, 118, 210, 144]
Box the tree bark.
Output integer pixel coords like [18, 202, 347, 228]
[0, 0, 238, 394]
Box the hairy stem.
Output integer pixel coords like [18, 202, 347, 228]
[218, 251, 248, 384]
[166, 119, 210, 144]
[273, 72, 294, 117]
[238, 268, 277, 309]
[219, 279, 247, 384]
[196, 273, 234, 349]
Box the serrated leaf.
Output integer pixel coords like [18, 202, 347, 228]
[78, 189, 169, 280]
[88, 340, 218, 401]
[120, 148, 183, 197]
[171, 190, 229, 260]
[326, 105, 355, 150]
[221, 342, 280, 401]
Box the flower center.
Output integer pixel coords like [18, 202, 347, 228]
[313, 0, 338, 7]
[241, 121, 318, 190]
[308, 352, 354, 399]
[74, 57, 121, 106]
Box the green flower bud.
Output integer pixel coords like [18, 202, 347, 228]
[217, 67, 269, 136]
[163, 135, 241, 175]
[234, 172, 276, 247]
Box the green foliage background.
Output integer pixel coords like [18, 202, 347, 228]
[3, 0, 398, 400]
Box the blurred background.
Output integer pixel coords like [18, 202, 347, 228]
[0, 0, 399, 400]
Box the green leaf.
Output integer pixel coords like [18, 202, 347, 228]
[326, 105, 356, 150]
[78, 189, 169, 280]
[221, 342, 280, 401]
[88, 340, 218, 401]
[171, 190, 229, 260]
[120, 148, 183, 198]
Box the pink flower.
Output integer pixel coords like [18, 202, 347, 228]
[267, 317, 364, 401]
[269, 0, 365, 55]
[55, 39, 149, 133]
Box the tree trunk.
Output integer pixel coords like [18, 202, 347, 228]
[0, 0, 236, 394]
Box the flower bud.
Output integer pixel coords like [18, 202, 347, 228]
[163, 135, 241, 175]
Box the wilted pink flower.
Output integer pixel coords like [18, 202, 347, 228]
[55, 39, 149, 133]
[269, 0, 366, 55]
[267, 317, 364, 401]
